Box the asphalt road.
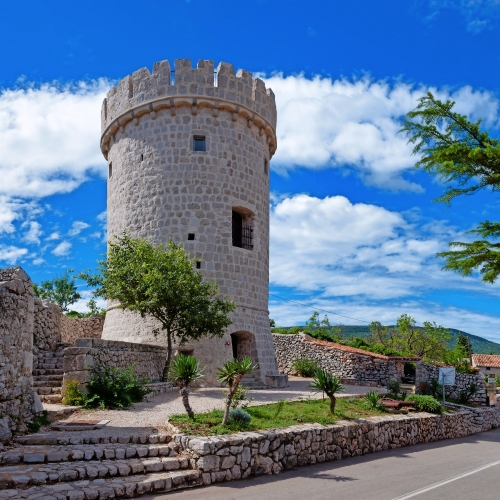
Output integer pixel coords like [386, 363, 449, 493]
[153, 428, 500, 500]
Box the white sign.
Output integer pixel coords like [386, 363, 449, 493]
[438, 367, 456, 386]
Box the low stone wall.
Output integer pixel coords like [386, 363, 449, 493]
[273, 333, 419, 386]
[176, 403, 500, 484]
[416, 361, 487, 404]
[33, 299, 62, 352]
[63, 338, 167, 388]
[0, 267, 40, 441]
[60, 314, 104, 345]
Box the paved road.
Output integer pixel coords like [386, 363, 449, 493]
[153, 428, 500, 500]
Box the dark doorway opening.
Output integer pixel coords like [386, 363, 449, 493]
[230, 333, 238, 359]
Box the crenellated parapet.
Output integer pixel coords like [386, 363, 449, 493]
[101, 59, 277, 158]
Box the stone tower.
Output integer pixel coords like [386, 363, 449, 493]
[100, 58, 286, 387]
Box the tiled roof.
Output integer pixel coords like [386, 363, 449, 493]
[302, 337, 421, 361]
[472, 354, 500, 368]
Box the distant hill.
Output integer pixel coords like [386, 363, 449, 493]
[339, 326, 500, 355]
[275, 325, 500, 355]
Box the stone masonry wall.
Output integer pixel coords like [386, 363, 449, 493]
[177, 403, 500, 484]
[33, 299, 61, 353]
[273, 333, 419, 386]
[0, 267, 38, 441]
[60, 314, 104, 346]
[416, 361, 487, 404]
[63, 338, 167, 388]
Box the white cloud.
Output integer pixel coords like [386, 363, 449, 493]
[46, 232, 60, 241]
[0, 245, 28, 265]
[52, 241, 72, 257]
[22, 221, 43, 244]
[264, 74, 500, 190]
[68, 221, 90, 236]
[270, 194, 499, 301]
[0, 79, 110, 200]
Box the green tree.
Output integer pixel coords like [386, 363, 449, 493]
[309, 369, 345, 414]
[169, 354, 204, 419]
[400, 92, 500, 283]
[217, 357, 257, 425]
[80, 234, 235, 379]
[457, 332, 473, 356]
[304, 312, 343, 342]
[33, 270, 81, 312]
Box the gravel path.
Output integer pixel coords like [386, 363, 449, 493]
[53, 378, 385, 431]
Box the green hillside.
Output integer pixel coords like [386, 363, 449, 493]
[338, 326, 500, 355]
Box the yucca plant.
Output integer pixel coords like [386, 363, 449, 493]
[169, 354, 204, 419]
[365, 391, 382, 410]
[217, 357, 258, 425]
[309, 368, 345, 414]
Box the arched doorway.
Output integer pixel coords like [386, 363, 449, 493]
[230, 330, 257, 362]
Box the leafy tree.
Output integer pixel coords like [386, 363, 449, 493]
[169, 354, 204, 419]
[33, 270, 81, 312]
[309, 369, 345, 414]
[269, 318, 276, 328]
[400, 92, 500, 283]
[80, 234, 235, 380]
[457, 332, 473, 356]
[304, 312, 343, 342]
[217, 357, 257, 425]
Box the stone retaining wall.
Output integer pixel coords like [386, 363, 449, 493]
[175, 403, 500, 484]
[33, 299, 62, 352]
[273, 333, 419, 386]
[416, 361, 487, 404]
[60, 314, 104, 345]
[0, 267, 39, 441]
[63, 338, 167, 388]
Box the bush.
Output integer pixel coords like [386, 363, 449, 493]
[27, 411, 51, 433]
[229, 384, 254, 410]
[228, 407, 252, 424]
[84, 365, 151, 409]
[427, 378, 443, 398]
[458, 382, 479, 404]
[365, 391, 382, 410]
[61, 379, 86, 406]
[292, 357, 319, 377]
[405, 395, 442, 414]
[386, 379, 401, 396]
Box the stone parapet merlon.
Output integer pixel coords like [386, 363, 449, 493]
[101, 59, 277, 158]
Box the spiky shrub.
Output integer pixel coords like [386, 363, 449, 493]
[169, 354, 204, 419]
[292, 357, 320, 377]
[309, 369, 345, 414]
[365, 391, 382, 410]
[228, 407, 252, 424]
[386, 379, 401, 397]
[405, 395, 442, 414]
[61, 379, 86, 406]
[229, 384, 253, 410]
[85, 365, 151, 409]
[217, 357, 258, 425]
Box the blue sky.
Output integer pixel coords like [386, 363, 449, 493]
[1, 0, 500, 339]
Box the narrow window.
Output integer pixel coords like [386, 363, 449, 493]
[188, 233, 195, 240]
[196, 261, 201, 269]
[108, 162, 112, 178]
[140, 154, 144, 162]
[264, 159, 268, 175]
[232, 211, 253, 250]
[193, 135, 206, 152]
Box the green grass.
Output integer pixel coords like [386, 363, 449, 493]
[169, 397, 387, 436]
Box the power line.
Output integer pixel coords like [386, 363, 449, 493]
[268, 293, 371, 324]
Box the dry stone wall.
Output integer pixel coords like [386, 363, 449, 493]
[60, 314, 104, 345]
[33, 299, 61, 352]
[63, 338, 167, 388]
[177, 403, 500, 484]
[0, 267, 39, 441]
[273, 333, 418, 386]
[416, 361, 487, 404]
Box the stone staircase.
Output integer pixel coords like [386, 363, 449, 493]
[33, 343, 71, 404]
[241, 374, 267, 390]
[0, 433, 203, 498]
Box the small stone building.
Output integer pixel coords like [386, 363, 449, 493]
[99, 58, 285, 387]
[472, 354, 500, 377]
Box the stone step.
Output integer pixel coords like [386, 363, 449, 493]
[33, 374, 64, 382]
[0, 456, 189, 489]
[39, 394, 63, 404]
[33, 368, 64, 376]
[0, 468, 202, 498]
[34, 387, 62, 396]
[33, 380, 62, 388]
[0, 443, 179, 466]
[35, 362, 64, 370]
[15, 432, 170, 447]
